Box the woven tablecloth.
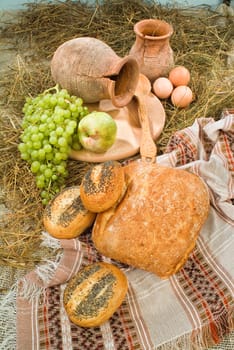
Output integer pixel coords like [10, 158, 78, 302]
[1, 110, 233, 350]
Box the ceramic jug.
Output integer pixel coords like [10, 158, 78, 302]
[129, 19, 174, 82]
[51, 37, 140, 108]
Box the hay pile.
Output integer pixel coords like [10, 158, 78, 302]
[0, 0, 233, 273]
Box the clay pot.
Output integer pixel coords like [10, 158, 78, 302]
[129, 19, 174, 82]
[51, 37, 140, 108]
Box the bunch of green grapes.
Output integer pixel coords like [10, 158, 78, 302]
[18, 85, 89, 205]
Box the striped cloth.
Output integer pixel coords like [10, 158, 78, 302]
[16, 110, 234, 350]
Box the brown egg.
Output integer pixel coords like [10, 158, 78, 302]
[169, 66, 190, 87]
[152, 77, 174, 99]
[171, 85, 193, 108]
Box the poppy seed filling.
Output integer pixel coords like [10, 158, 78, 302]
[64, 264, 101, 303]
[58, 196, 87, 227]
[83, 161, 117, 195]
[74, 273, 116, 319]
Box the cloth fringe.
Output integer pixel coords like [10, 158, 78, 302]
[40, 230, 62, 250]
[0, 232, 63, 350]
[0, 286, 17, 350]
[19, 235, 63, 300]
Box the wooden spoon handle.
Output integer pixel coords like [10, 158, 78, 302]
[136, 95, 157, 163]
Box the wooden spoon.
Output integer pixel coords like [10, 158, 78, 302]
[136, 95, 157, 163]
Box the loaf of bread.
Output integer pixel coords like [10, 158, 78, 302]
[80, 160, 126, 213]
[63, 262, 128, 327]
[92, 161, 210, 278]
[43, 186, 96, 239]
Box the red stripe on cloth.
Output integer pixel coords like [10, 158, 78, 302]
[181, 268, 220, 344]
[223, 133, 234, 172]
[178, 143, 186, 164]
[166, 129, 198, 166]
[210, 322, 220, 344]
[43, 295, 50, 350]
[127, 282, 154, 349]
[119, 305, 135, 350]
[191, 252, 229, 308]
[179, 130, 197, 154]
[198, 236, 234, 296]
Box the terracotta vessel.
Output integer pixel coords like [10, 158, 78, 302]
[129, 19, 174, 82]
[51, 37, 140, 108]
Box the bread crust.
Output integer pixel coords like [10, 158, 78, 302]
[92, 161, 210, 278]
[43, 186, 96, 239]
[63, 262, 128, 327]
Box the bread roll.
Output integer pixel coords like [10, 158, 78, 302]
[43, 186, 96, 239]
[63, 262, 128, 327]
[80, 160, 126, 213]
[92, 161, 210, 278]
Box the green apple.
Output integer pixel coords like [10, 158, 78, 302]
[78, 111, 117, 153]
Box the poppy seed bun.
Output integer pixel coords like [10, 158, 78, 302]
[43, 186, 96, 239]
[92, 161, 210, 278]
[80, 160, 126, 213]
[63, 262, 128, 327]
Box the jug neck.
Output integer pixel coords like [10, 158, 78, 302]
[134, 19, 173, 43]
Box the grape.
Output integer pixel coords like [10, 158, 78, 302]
[33, 141, 42, 150]
[18, 84, 89, 205]
[71, 134, 82, 151]
[44, 168, 53, 178]
[56, 126, 64, 136]
[49, 135, 57, 145]
[31, 150, 39, 160]
[18, 143, 27, 153]
[58, 137, 67, 147]
[31, 161, 41, 173]
[21, 152, 30, 160]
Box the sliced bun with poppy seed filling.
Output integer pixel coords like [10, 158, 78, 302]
[92, 161, 210, 279]
[80, 160, 126, 213]
[43, 186, 96, 239]
[63, 262, 128, 327]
